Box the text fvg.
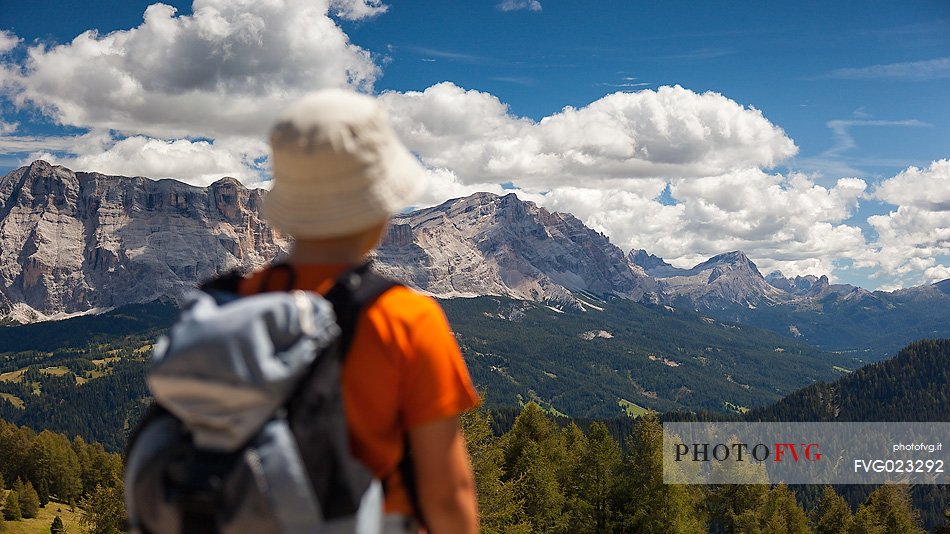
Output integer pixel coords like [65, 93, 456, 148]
[674, 443, 823, 462]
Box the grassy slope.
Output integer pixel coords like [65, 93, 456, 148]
[0, 494, 83, 534]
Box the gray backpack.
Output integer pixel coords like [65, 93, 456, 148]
[125, 264, 400, 534]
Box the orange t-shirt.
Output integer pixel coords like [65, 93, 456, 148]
[238, 264, 480, 515]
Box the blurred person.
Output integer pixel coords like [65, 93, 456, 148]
[235, 89, 481, 534]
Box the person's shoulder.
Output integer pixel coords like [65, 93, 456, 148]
[373, 284, 445, 322]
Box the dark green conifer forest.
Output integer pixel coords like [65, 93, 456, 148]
[1, 398, 947, 532]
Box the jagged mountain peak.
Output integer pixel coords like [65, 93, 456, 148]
[765, 270, 792, 291]
[14, 158, 76, 181]
[712, 250, 750, 262]
[628, 249, 672, 270]
[376, 190, 655, 303]
[646, 249, 785, 309]
[627, 249, 688, 278]
[27, 159, 59, 173]
[695, 250, 759, 272]
[796, 274, 829, 289]
[768, 271, 868, 301]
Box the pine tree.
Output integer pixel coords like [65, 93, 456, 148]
[2, 489, 21, 521]
[512, 441, 565, 532]
[502, 403, 563, 474]
[851, 503, 885, 534]
[502, 404, 567, 532]
[460, 408, 530, 534]
[79, 483, 126, 534]
[757, 484, 809, 534]
[0, 423, 34, 492]
[707, 474, 769, 529]
[559, 422, 591, 532]
[616, 415, 707, 533]
[28, 430, 82, 505]
[577, 422, 621, 532]
[810, 485, 853, 534]
[16, 478, 40, 519]
[25, 436, 52, 506]
[50, 515, 65, 534]
[850, 485, 925, 534]
[559, 421, 588, 490]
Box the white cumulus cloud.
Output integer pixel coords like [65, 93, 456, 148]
[1, 3, 945, 290]
[32, 136, 268, 187]
[540, 169, 868, 279]
[873, 159, 950, 211]
[380, 82, 798, 188]
[4, 0, 379, 140]
[0, 31, 20, 54]
[1, 0, 386, 190]
[867, 160, 950, 285]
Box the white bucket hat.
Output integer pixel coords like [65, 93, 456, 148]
[263, 89, 426, 239]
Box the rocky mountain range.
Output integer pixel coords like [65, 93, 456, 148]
[0, 161, 288, 322]
[2, 161, 948, 354]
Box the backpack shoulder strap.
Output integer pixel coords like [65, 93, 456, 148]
[322, 263, 428, 524]
[323, 261, 401, 357]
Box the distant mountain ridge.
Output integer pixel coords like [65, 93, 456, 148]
[635, 250, 788, 310]
[1, 161, 948, 355]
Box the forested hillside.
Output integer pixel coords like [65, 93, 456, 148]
[0, 302, 175, 355]
[0, 294, 855, 451]
[0, 303, 171, 450]
[462, 404, 947, 533]
[443, 295, 851, 417]
[741, 339, 950, 530]
[0, 419, 124, 533]
[718, 293, 950, 360]
[747, 339, 950, 422]
[1, 300, 946, 531]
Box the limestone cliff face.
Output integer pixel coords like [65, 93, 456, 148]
[0, 161, 289, 321]
[373, 192, 657, 304]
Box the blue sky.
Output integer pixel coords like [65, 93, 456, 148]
[0, 0, 948, 290]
